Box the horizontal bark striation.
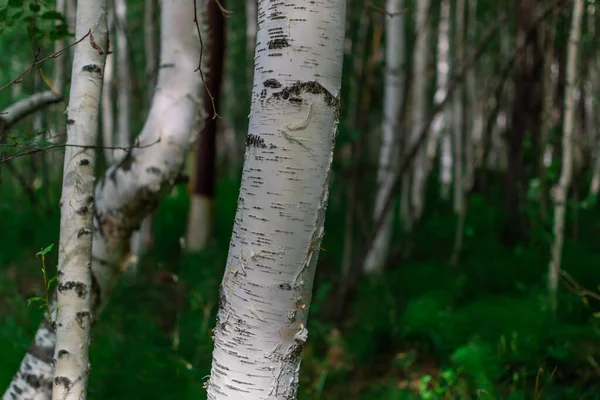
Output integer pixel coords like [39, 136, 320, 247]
[207, 0, 346, 398]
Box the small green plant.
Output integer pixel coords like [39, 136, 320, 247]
[27, 243, 56, 315]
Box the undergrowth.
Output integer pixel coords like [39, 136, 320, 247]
[1, 176, 600, 399]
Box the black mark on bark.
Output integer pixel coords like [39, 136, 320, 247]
[246, 134, 267, 149]
[263, 78, 282, 89]
[267, 38, 289, 49]
[82, 64, 102, 75]
[58, 281, 88, 299]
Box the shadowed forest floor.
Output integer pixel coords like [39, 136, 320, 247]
[1, 175, 600, 399]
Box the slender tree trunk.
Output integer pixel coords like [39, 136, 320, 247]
[549, 0, 584, 313]
[453, 0, 465, 215]
[144, 0, 158, 104]
[539, 10, 558, 219]
[186, 0, 226, 251]
[101, 6, 115, 164]
[52, 1, 108, 399]
[113, 0, 131, 161]
[504, 0, 544, 246]
[409, 0, 431, 223]
[246, 0, 257, 84]
[206, 0, 345, 397]
[431, 0, 452, 199]
[363, 0, 405, 273]
[3, 2, 202, 398]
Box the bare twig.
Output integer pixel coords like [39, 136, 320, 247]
[560, 268, 600, 302]
[0, 29, 92, 93]
[211, 0, 232, 17]
[193, 0, 220, 119]
[0, 138, 161, 164]
[366, 2, 408, 18]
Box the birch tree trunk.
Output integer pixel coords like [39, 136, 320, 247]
[409, 0, 431, 223]
[101, 6, 115, 164]
[363, 0, 405, 273]
[113, 0, 131, 162]
[52, 1, 108, 399]
[3, 2, 202, 398]
[206, 0, 345, 397]
[548, 0, 584, 313]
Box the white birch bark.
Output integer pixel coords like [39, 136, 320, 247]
[363, 0, 405, 273]
[3, 2, 201, 398]
[113, 0, 131, 161]
[427, 0, 450, 162]
[101, 6, 115, 164]
[548, 0, 584, 312]
[432, 0, 452, 199]
[52, 1, 108, 399]
[206, 0, 345, 397]
[409, 0, 431, 222]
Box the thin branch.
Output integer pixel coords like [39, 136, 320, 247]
[0, 138, 161, 164]
[211, 0, 232, 17]
[193, 0, 220, 119]
[0, 29, 91, 93]
[366, 2, 408, 18]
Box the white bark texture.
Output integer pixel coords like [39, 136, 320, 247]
[113, 0, 131, 161]
[409, 0, 431, 222]
[0, 92, 63, 130]
[363, 0, 405, 273]
[427, 0, 450, 162]
[53, 1, 108, 399]
[206, 0, 345, 398]
[436, 0, 452, 199]
[548, 0, 584, 312]
[2, 1, 201, 398]
[101, 5, 115, 164]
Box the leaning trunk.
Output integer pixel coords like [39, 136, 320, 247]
[206, 0, 345, 397]
[2, 1, 202, 398]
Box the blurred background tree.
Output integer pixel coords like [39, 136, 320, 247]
[2, 0, 600, 398]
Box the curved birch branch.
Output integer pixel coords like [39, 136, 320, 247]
[2, 1, 202, 398]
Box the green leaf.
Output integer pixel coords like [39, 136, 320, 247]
[27, 296, 45, 306]
[47, 275, 57, 289]
[28, 3, 40, 12]
[40, 10, 64, 20]
[8, 0, 24, 7]
[36, 243, 54, 257]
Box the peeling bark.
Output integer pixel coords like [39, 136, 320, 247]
[206, 0, 345, 397]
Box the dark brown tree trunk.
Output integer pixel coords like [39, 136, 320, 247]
[187, 0, 226, 250]
[503, 0, 545, 246]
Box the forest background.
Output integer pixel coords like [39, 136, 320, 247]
[1, 0, 600, 398]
